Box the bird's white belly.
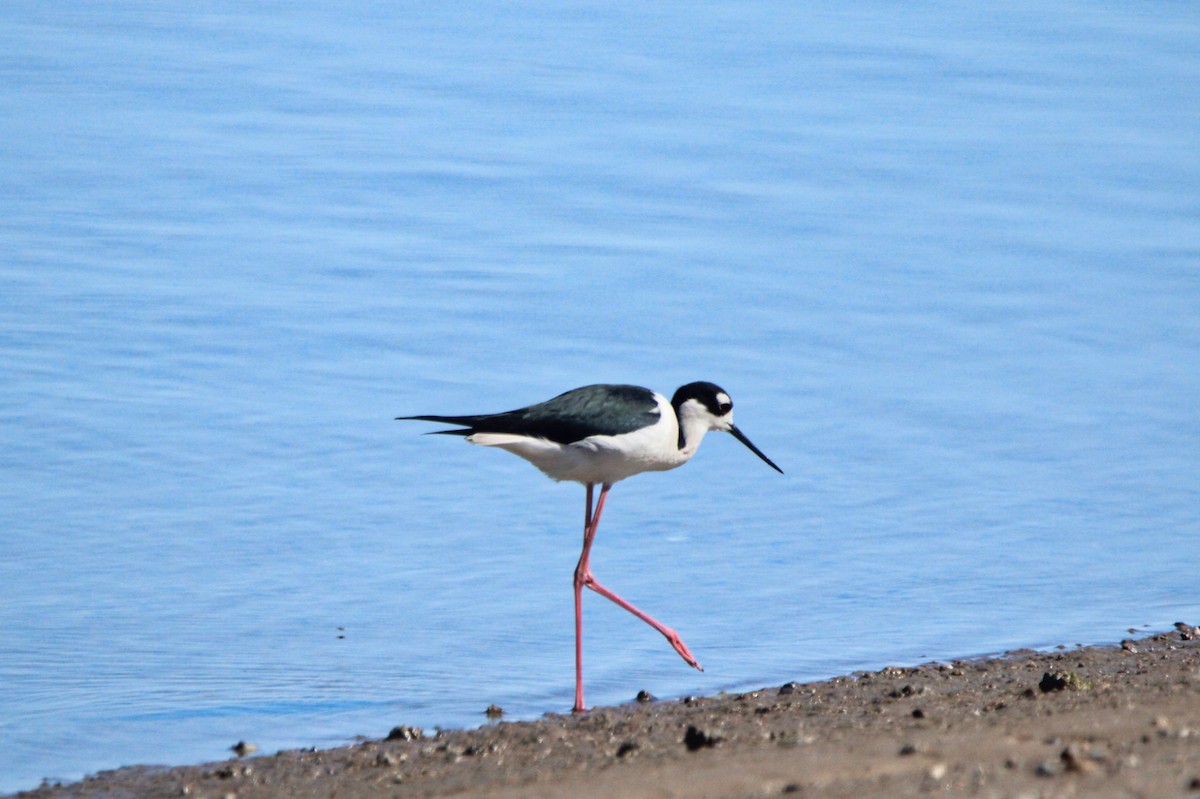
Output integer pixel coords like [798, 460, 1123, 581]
[468, 417, 686, 485]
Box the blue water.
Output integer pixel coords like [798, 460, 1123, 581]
[3, 1, 1199, 792]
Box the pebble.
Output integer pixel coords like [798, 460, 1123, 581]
[1060, 744, 1099, 773]
[1039, 672, 1068, 692]
[615, 741, 639, 757]
[485, 704, 504, 718]
[214, 764, 251, 780]
[386, 725, 423, 741]
[1038, 670, 1091, 692]
[635, 689, 655, 703]
[683, 725, 721, 751]
[229, 741, 257, 757]
[888, 684, 924, 698]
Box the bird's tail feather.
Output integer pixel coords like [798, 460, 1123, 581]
[395, 414, 478, 436]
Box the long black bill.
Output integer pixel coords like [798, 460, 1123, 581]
[729, 424, 783, 474]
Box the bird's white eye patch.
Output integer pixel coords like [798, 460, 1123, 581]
[716, 392, 732, 414]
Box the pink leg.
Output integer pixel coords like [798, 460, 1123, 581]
[573, 483, 593, 713]
[572, 482, 702, 714]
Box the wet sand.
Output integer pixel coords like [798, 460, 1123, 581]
[14, 627, 1200, 799]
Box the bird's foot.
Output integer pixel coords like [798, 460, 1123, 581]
[662, 628, 703, 672]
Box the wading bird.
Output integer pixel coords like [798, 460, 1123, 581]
[398, 381, 782, 712]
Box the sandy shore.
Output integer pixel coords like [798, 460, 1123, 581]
[14, 627, 1200, 799]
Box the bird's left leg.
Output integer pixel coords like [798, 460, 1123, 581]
[575, 482, 703, 672]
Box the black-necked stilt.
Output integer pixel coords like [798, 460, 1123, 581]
[398, 381, 782, 712]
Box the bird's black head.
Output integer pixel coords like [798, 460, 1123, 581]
[672, 381, 782, 474]
[671, 381, 732, 417]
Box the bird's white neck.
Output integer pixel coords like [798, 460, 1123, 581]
[675, 403, 717, 461]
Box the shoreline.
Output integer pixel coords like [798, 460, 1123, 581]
[15, 626, 1200, 799]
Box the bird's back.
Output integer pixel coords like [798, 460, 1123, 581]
[404, 384, 662, 444]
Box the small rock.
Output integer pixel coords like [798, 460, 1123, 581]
[385, 725, 422, 741]
[1061, 744, 1098, 773]
[683, 725, 721, 751]
[927, 762, 947, 780]
[1034, 759, 1059, 777]
[615, 741, 639, 757]
[898, 743, 919, 756]
[911, 708, 926, 719]
[778, 682, 800, 695]
[1187, 776, 1200, 790]
[635, 689, 655, 703]
[214, 764, 248, 780]
[1039, 671, 1091, 692]
[1121, 640, 1138, 653]
[230, 741, 257, 757]
[1039, 672, 1067, 692]
[485, 704, 504, 718]
[375, 752, 397, 767]
[888, 684, 924, 698]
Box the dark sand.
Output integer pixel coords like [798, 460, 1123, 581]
[14, 627, 1200, 799]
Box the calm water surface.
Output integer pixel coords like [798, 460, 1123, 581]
[2, 2, 1199, 792]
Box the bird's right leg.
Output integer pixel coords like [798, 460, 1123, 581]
[572, 483, 594, 712]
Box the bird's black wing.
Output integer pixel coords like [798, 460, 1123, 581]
[397, 384, 661, 445]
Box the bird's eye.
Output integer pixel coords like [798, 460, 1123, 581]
[718, 402, 732, 414]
